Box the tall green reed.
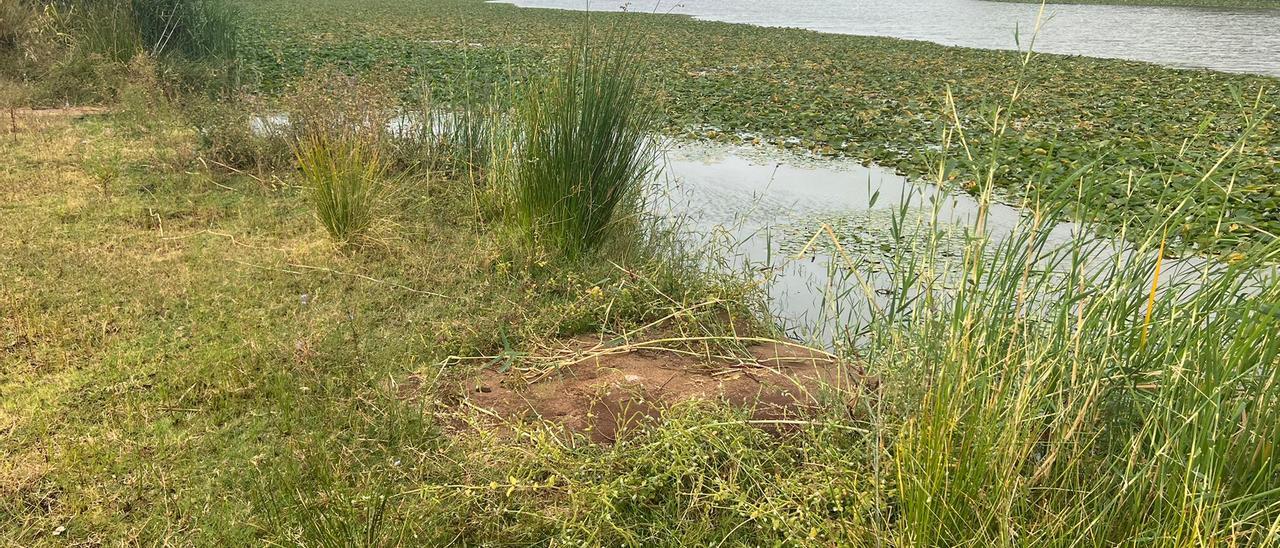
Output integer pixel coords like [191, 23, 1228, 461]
[295, 134, 388, 245]
[46, 0, 236, 61]
[816, 38, 1280, 545]
[129, 0, 237, 60]
[507, 31, 659, 258]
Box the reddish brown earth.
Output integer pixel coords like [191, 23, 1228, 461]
[408, 339, 872, 443]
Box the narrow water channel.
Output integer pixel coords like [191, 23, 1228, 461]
[492, 0, 1280, 77]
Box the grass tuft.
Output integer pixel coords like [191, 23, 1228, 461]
[294, 134, 388, 244]
[507, 31, 659, 258]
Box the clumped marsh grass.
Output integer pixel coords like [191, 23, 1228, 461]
[813, 45, 1280, 543]
[48, 0, 238, 61]
[870, 198, 1280, 543]
[0, 0, 239, 104]
[295, 134, 389, 244]
[506, 34, 659, 258]
[128, 0, 238, 60]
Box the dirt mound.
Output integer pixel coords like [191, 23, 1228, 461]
[423, 339, 870, 443]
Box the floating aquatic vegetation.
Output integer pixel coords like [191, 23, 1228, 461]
[235, 0, 1280, 256]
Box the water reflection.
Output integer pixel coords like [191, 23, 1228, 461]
[656, 142, 1226, 345]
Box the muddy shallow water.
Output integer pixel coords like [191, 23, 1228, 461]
[492, 0, 1280, 77]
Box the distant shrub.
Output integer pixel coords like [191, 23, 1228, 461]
[281, 66, 402, 150]
[183, 92, 290, 175]
[186, 67, 418, 180]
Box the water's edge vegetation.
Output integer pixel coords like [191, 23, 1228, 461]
[231, 0, 1280, 257]
[2, 0, 1278, 545]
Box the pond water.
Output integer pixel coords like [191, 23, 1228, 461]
[655, 142, 1217, 344]
[491, 0, 1280, 77]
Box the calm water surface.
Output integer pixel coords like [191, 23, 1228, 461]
[492, 0, 1280, 77]
[658, 143, 1219, 344]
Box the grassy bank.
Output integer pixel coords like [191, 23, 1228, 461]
[3, 1, 1279, 545]
[0, 104, 767, 543]
[234, 0, 1280, 256]
[4, 100, 1277, 544]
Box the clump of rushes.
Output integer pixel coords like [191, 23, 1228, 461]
[294, 134, 387, 245]
[853, 45, 1280, 544]
[509, 31, 659, 258]
[129, 0, 238, 60]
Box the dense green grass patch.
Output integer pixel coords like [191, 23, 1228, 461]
[235, 0, 1279, 256]
[0, 110, 762, 543]
[506, 34, 659, 258]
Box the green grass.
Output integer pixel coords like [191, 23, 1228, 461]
[50, 0, 239, 62]
[128, 0, 238, 60]
[506, 33, 659, 258]
[0, 106, 764, 544]
[868, 87, 1280, 543]
[234, 0, 1279, 256]
[294, 134, 389, 245]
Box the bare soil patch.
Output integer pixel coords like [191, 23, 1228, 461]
[412, 338, 871, 443]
